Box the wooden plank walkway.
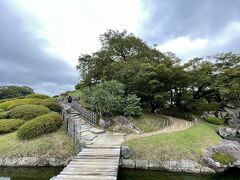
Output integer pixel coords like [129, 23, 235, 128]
[54, 145, 121, 180]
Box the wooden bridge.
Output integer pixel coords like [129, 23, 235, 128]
[54, 99, 123, 180]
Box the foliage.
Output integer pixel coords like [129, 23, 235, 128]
[197, 102, 221, 111]
[25, 94, 49, 99]
[0, 112, 8, 119]
[205, 116, 225, 125]
[83, 80, 141, 117]
[8, 104, 50, 120]
[41, 99, 61, 112]
[123, 94, 141, 116]
[212, 152, 235, 165]
[0, 119, 25, 134]
[157, 107, 195, 121]
[0, 98, 44, 111]
[0, 86, 34, 100]
[17, 112, 62, 140]
[76, 29, 240, 113]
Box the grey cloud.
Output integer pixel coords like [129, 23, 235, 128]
[0, 1, 78, 95]
[142, 0, 240, 46]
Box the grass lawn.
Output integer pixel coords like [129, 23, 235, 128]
[125, 122, 222, 162]
[109, 112, 168, 133]
[0, 127, 75, 158]
[130, 112, 168, 132]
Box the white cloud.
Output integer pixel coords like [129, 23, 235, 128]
[157, 21, 240, 60]
[11, 0, 147, 67]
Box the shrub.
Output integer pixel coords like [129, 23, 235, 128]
[0, 99, 44, 110]
[212, 152, 235, 165]
[25, 94, 49, 99]
[157, 107, 194, 121]
[205, 116, 225, 125]
[41, 99, 61, 112]
[123, 94, 142, 116]
[0, 119, 25, 134]
[8, 104, 50, 120]
[0, 111, 8, 119]
[198, 102, 221, 111]
[17, 112, 62, 139]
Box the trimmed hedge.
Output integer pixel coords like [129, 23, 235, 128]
[25, 94, 49, 99]
[41, 99, 61, 112]
[198, 102, 221, 111]
[0, 112, 8, 119]
[17, 112, 62, 139]
[205, 116, 225, 125]
[0, 99, 44, 110]
[0, 119, 25, 134]
[8, 104, 50, 120]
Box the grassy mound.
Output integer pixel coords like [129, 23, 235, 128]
[25, 94, 49, 99]
[0, 111, 8, 119]
[8, 104, 50, 120]
[125, 122, 221, 161]
[212, 152, 235, 165]
[0, 99, 43, 111]
[0, 119, 25, 134]
[17, 112, 62, 139]
[41, 99, 61, 112]
[0, 127, 75, 158]
[205, 116, 225, 125]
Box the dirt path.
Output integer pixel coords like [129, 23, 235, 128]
[125, 117, 197, 141]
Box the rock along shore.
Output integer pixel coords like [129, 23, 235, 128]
[120, 159, 216, 174]
[0, 157, 71, 167]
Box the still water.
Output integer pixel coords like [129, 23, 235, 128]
[0, 167, 240, 180]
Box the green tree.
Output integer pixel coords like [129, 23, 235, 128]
[0, 86, 34, 100]
[82, 80, 141, 117]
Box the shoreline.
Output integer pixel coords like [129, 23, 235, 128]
[0, 157, 72, 167]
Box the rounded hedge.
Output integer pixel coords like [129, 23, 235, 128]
[25, 94, 49, 99]
[0, 119, 25, 134]
[8, 104, 50, 120]
[41, 99, 61, 112]
[0, 111, 8, 119]
[17, 112, 62, 139]
[0, 99, 44, 111]
[205, 116, 225, 125]
[212, 152, 235, 165]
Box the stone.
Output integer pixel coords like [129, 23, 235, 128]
[99, 118, 113, 129]
[179, 160, 201, 173]
[204, 139, 240, 172]
[148, 160, 169, 171]
[120, 159, 135, 168]
[218, 127, 237, 138]
[167, 160, 182, 172]
[121, 145, 133, 159]
[135, 160, 148, 169]
[118, 116, 129, 126]
[200, 166, 215, 174]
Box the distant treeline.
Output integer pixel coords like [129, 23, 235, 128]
[0, 85, 34, 100]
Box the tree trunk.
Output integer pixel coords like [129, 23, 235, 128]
[150, 102, 157, 113]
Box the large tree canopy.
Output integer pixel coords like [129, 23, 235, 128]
[76, 30, 240, 112]
[0, 86, 34, 100]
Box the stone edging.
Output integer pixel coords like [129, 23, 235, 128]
[0, 157, 72, 167]
[120, 159, 215, 174]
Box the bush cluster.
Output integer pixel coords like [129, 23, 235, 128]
[17, 112, 62, 139]
[198, 102, 221, 111]
[205, 116, 225, 125]
[158, 107, 194, 121]
[25, 94, 49, 99]
[8, 104, 50, 120]
[41, 99, 61, 112]
[0, 99, 44, 110]
[0, 119, 25, 134]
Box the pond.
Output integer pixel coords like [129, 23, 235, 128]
[0, 167, 240, 180]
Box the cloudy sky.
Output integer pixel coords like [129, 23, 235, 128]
[0, 0, 240, 95]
